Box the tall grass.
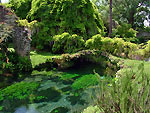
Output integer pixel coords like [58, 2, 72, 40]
[95, 63, 150, 113]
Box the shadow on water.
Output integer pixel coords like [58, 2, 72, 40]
[62, 61, 104, 75]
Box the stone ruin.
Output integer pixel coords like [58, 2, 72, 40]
[0, 5, 31, 58]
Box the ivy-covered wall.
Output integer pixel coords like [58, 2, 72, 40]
[0, 5, 32, 76]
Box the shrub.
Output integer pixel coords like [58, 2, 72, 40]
[143, 40, 150, 57]
[86, 34, 140, 59]
[85, 34, 102, 50]
[112, 23, 137, 38]
[52, 32, 85, 53]
[113, 38, 125, 55]
[101, 37, 114, 53]
[144, 26, 150, 32]
[1, 51, 32, 76]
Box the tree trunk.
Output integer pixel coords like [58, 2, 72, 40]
[109, 0, 112, 37]
[129, 11, 134, 28]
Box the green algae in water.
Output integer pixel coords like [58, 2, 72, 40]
[60, 73, 80, 80]
[51, 107, 69, 113]
[34, 87, 62, 103]
[0, 81, 39, 100]
[72, 74, 99, 90]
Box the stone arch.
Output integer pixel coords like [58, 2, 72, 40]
[0, 5, 31, 58]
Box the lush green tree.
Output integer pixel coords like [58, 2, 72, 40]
[92, 0, 110, 30]
[113, 0, 150, 28]
[109, 0, 112, 37]
[28, 0, 104, 50]
[8, 0, 32, 19]
[92, 0, 150, 29]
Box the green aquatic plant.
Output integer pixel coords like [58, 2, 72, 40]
[72, 74, 99, 90]
[60, 73, 80, 80]
[0, 81, 39, 101]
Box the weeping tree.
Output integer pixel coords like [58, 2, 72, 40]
[26, 0, 104, 50]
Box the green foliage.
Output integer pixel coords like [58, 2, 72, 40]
[72, 74, 99, 90]
[143, 40, 150, 57]
[86, 35, 140, 59]
[85, 34, 102, 50]
[112, 24, 137, 38]
[0, 22, 32, 76]
[28, 0, 104, 51]
[0, 23, 13, 75]
[144, 26, 150, 32]
[0, 81, 39, 100]
[1, 51, 32, 75]
[52, 32, 85, 53]
[17, 19, 37, 29]
[60, 73, 80, 80]
[96, 63, 150, 113]
[113, 0, 150, 28]
[8, 0, 32, 19]
[82, 105, 104, 113]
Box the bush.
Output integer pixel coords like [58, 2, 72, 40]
[85, 34, 102, 50]
[85, 34, 140, 59]
[143, 40, 150, 57]
[0, 51, 32, 76]
[52, 32, 85, 53]
[101, 37, 114, 53]
[112, 23, 137, 38]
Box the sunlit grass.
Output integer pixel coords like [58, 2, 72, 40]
[30, 51, 61, 68]
[111, 55, 150, 75]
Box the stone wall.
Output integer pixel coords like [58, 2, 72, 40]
[137, 31, 150, 39]
[0, 5, 31, 58]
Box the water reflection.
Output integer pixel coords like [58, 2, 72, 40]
[14, 105, 39, 113]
